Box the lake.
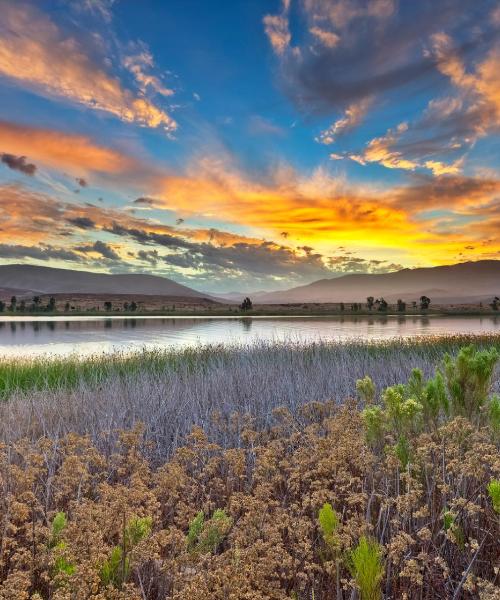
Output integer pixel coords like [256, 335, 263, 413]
[0, 315, 499, 358]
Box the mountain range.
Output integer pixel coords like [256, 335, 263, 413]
[252, 260, 500, 304]
[0, 264, 209, 299]
[0, 260, 499, 304]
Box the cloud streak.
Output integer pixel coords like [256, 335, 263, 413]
[0, 1, 177, 131]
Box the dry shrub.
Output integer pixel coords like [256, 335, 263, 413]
[0, 400, 498, 599]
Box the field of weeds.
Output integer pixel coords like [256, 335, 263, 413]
[0, 338, 499, 598]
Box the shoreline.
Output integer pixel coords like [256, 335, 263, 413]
[1, 308, 499, 319]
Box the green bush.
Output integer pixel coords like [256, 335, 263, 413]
[100, 515, 152, 588]
[348, 536, 384, 600]
[187, 509, 232, 554]
[361, 406, 385, 446]
[487, 479, 500, 513]
[318, 502, 339, 549]
[356, 376, 376, 405]
[443, 345, 499, 420]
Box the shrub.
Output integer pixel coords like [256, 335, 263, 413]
[348, 536, 384, 600]
[361, 405, 385, 446]
[187, 511, 205, 551]
[443, 345, 499, 420]
[356, 375, 376, 405]
[487, 479, 500, 513]
[488, 394, 500, 438]
[318, 502, 339, 549]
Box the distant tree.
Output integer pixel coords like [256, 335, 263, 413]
[420, 295, 431, 310]
[32, 296, 41, 311]
[0, 300, 5, 312]
[340, 302, 345, 311]
[123, 302, 129, 311]
[491, 296, 499, 311]
[376, 298, 388, 311]
[104, 301, 113, 311]
[240, 297, 253, 311]
[19, 299, 26, 312]
[412, 301, 417, 310]
[64, 302, 70, 312]
[366, 296, 375, 311]
[47, 297, 56, 312]
[9, 296, 17, 312]
[397, 299, 406, 312]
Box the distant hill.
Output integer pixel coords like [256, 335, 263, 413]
[253, 260, 500, 304]
[0, 264, 212, 299]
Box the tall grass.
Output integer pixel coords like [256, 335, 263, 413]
[0, 335, 498, 461]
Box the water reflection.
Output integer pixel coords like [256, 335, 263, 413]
[0, 315, 498, 358]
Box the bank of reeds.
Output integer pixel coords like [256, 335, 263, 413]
[1, 336, 499, 462]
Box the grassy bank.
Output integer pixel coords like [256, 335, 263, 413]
[0, 344, 498, 599]
[1, 334, 499, 398]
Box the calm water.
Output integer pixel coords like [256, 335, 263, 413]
[0, 315, 499, 358]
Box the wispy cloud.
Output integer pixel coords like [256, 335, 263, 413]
[316, 97, 372, 144]
[263, 0, 292, 56]
[0, 1, 177, 131]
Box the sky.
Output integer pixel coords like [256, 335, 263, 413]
[0, 0, 499, 293]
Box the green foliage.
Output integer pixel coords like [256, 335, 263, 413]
[348, 536, 384, 600]
[423, 371, 448, 423]
[100, 545, 127, 587]
[488, 395, 500, 438]
[318, 503, 339, 549]
[361, 406, 385, 446]
[406, 368, 424, 400]
[197, 509, 232, 554]
[443, 345, 499, 420]
[50, 512, 67, 548]
[100, 515, 152, 588]
[394, 435, 411, 469]
[125, 516, 152, 547]
[187, 510, 205, 551]
[487, 479, 500, 513]
[442, 509, 454, 531]
[53, 542, 76, 576]
[187, 509, 232, 554]
[356, 376, 376, 405]
[49, 513, 76, 578]
[382, 386, 423, 435]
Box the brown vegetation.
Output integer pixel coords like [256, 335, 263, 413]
[0, 345, 499, 599]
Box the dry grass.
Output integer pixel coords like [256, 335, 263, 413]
[1, 336, 499, 461]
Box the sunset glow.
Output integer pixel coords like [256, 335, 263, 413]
[0, 0, 499, 291]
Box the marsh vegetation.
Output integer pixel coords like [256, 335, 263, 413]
[0, 337, 499, 598]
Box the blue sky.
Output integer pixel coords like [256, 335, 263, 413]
[0, 0, 499, 292]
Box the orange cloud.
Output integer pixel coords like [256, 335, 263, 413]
[0, 2, 176, 131]
[0, 121, 139, 177]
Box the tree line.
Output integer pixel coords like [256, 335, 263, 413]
[0, 296, 140, 313]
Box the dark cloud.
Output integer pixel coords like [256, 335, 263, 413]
[67, 216, 96, 229]
[1, 153, 37, 175]
[0, 243, 83, 262]
[134, 196, 155, 205]
[74, 240, 120, 260]
[276, 0, 496, 115]
[137, 249, 160, 265]
[107, 220, 335, 280]
[75, 177, 88, 187]
[391, 174, 500, 211]
[105, 222, 194, 250]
